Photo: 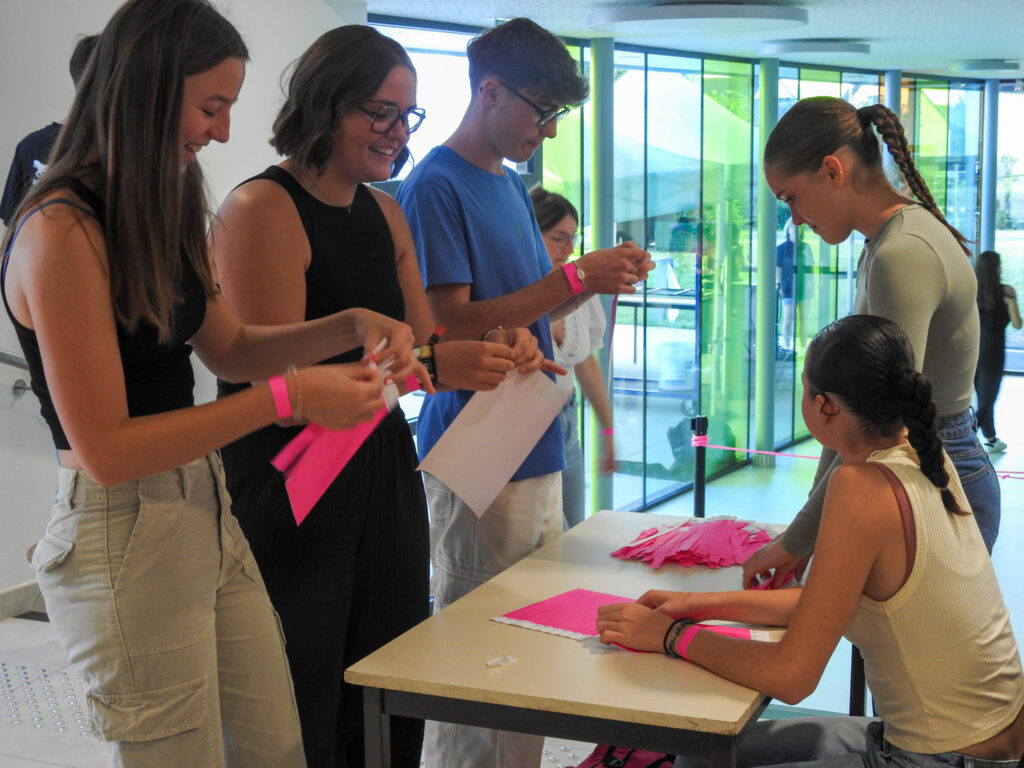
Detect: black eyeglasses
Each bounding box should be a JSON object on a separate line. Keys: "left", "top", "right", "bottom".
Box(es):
{"left": 356, "top": 104, "right": 426, "bottom": 134}
{"left": 499, "top": 82, "right": 571, "bottom": 127}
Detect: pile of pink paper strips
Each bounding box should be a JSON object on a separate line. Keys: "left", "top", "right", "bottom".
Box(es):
{"left": 611, "top": 517, "right": 775, "bottom": 569}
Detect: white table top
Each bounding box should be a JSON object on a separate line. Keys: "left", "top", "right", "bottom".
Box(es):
{"left": 346, "top": 510, "right": 779, "bottom": 737}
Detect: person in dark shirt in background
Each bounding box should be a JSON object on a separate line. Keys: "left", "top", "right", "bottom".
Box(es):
{"left": 0, "top": 34, "right": 98, "bottom": 226}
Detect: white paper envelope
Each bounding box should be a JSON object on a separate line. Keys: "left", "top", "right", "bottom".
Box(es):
{"left": 418, "top": 369, "right": 568, "bottom": 517}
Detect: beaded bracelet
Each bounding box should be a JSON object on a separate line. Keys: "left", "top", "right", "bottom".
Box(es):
{"left": 662, "top": 618, "right": 694, "bottom": 658}
{"left": 482, "top": 326, "right": 504, "bottom": 343}
{"left": 286, "top": 365, "right": 303, "bottom": 422}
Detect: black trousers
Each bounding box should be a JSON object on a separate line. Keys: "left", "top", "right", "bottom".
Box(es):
{"left": 975, "top": 343, "right": 1006, "bottom": 440}
{"left": 221, "top": 408, "right": 429, "bottom": 768}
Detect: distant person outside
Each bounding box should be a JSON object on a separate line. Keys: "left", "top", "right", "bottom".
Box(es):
{"left": 974, "top": 249, "right": 1022, "bottom": 453}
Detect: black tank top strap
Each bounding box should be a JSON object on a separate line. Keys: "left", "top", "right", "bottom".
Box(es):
{"left": 242, "top": 165, "right": 317, "bottom": 241}
{"left": 3, "top": 176, "right": 103, "bottom": 274}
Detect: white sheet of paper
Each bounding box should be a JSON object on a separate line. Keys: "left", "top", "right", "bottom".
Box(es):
{"left": 418, "top": 369, "right": 568, "bottom": 517}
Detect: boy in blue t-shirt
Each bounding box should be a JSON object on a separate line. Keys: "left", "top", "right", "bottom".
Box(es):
{"left": 397, "top": 17, "right": 653, "bottom": 768}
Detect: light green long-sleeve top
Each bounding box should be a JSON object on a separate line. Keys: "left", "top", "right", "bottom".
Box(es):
{"left": 780, "top": 204, "right": 979, "bottom": 556}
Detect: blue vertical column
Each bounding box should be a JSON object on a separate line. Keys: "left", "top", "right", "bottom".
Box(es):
{"left": 980, "top": 79, "right": 998, "bottom": 254}
{"left": 590, "top": 37, "right": 615, "bottom": 512}
{"left": 754, "top": 58, "right": 779, "bottom": 468}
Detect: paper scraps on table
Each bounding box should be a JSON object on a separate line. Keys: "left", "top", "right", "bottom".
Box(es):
{"left": 611, "top": 516, "right": 775, "bottom": 569}
{"left": 418, "top": 369, "right": 567, "bottom": 518}
{"left": 491, "top": 588, "right": 631, "bottom": 640}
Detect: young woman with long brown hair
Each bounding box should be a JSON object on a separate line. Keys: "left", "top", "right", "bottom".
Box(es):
{"left": 1, "top": 3, "right": 426, "bottom": 764}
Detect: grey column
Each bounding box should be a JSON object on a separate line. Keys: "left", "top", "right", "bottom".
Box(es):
{"left": 980, "top": 79, "right": 998, "bottom": 253}
{"left": 883, "top": 70, "right": 902, "bottom": 185}
{"left": 590, "top": 37, "right": 615, "bottom": 512}
{"left": 754, "top": 58, "right": 779, "bottom": 468}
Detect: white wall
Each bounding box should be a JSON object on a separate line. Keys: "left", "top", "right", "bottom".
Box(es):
{"left": 0, "top": 0, "right": 366, "bottom": 598}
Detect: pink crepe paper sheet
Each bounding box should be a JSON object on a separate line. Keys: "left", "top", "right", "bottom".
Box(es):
{"left": 492, "top": 588, "right": 631, "bottom": 639}
{"left": 491, "top": 588, "right": 756, "bottom": 649}
{"left": 611, "top": 516, "right": 774, "bottom": 570}
{"left": 271, "top": 407, "right": 388, "bottom": 526}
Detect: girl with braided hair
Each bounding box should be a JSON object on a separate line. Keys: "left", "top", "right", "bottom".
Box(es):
{"left": 744, "top": 96, "right": 999, "bottom": 594}
{"left": 598, "top": 315, "right": 1024, "bottom": 768}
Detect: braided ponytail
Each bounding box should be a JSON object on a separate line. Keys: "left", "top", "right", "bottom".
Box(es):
{"left": 857, "top": 104, "right": 970, "bottom": 256}
{"left": 805, "top": 315, "right": 967, "bottom": 516}
{"left": 890, "top": 366, "right": 962, "bottom": 513}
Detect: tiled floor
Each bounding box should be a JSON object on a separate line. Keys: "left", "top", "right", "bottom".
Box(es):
{"left": 3, "top": 376, "right": 1024, "bottom": 766}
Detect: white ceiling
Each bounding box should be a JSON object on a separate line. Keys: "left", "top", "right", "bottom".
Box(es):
{"left": 365, "top": 0, "right": 1024, "bottom": 79}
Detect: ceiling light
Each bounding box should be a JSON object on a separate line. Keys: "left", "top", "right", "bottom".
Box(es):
{"left": 950, "top": 59, "right": 1020, "bottom": 72}
{"left": 587, "top": 4, "right": 808, "bottom": 35}
{"left": 758, "top": 39, "right": 870, "bottom": 57}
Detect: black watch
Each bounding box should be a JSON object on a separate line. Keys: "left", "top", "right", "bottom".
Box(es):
{"left": 415, "top": 343, "right": 437, "bottom": 383}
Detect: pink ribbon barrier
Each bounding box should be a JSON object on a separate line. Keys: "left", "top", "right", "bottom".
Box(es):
{"left": 271, "top": 407, "right": 388, "bottom": 525}
{"left": 690, "top": 433, "right": 820, "bottom": 460}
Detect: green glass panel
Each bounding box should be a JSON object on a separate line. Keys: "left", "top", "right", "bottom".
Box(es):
{"left": 630, "top": 53, "right": 702, "bottom": 499}
{"left": 912, "top": 79, "right": 951, "bottom": 213}
{"left": 787, "top": 70, "right": 843, "bottom": 442}
{"left": 542, "top": 44, "right": 585, "bottom": 244}
{"left": 770, "top": 66, "right": 802, "bottom": 446}
{"left": 609, "top": 50, "right": 650, "bottom": 510}
{"left": 699, "top": 58, "right": 754, "bottom": 478}
{"left": 945, "top": 82, "right": 981, "bottom": 250}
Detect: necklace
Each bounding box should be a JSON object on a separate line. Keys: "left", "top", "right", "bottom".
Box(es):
{"left": 292, "top": 164, "right": 355, "bottom": 211}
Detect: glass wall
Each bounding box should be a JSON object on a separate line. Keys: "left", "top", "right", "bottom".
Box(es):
{"left": 996, "top": 83, "right": 1024, "bottom": 371}
{"left": 698, "top": 58, "right": 755, "bottom": 485}
{"left": 591, "top": 49, "right": 754, "bottom": 511}
{"left": 770, "top": 68, "right": 881, "bottom": 445}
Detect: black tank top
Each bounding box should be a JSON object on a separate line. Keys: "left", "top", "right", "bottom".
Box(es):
{"left": 217, "top": 166, "right": 405, "bottom": 397}
{"left": 1, "top": 177, "right": 206, "bottom": 450}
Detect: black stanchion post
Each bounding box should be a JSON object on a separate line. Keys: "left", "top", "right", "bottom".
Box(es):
{"left": 691, "top": 415, "right": 707, "bottom": 518}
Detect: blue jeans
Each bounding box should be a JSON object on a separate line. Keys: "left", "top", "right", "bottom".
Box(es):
{"left": 937, "top": 408, "right": 1000, "bottom": 552}
{"left": 677, "top": 718, "right": 1019, "bottom": 768}
{"left": 559, "top": 391, "right": 585, "bottom": 529}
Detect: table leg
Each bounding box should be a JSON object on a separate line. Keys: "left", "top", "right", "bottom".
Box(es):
{"left": 363, "top": 687, "right": 391, "bottom": 768}
{"left": 709, "top": 734, "right": 737, "bottom": 768}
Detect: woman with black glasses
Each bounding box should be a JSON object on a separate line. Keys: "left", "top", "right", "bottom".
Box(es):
{"left": 210, "top": 25, "right": 548, "bottom": 768}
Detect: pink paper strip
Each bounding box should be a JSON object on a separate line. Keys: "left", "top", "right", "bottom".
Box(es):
{"left": 271, "top": 407, "right": 388, "bottom": 525}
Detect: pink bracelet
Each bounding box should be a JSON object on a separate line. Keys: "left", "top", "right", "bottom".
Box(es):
{"left": 268, "top": 375, "right": 292, "bottom": 419}
{"left": 676, "top": 624, "right": 703, "bottom": 660}
{"left": 561, "top": 263, "right": 584, "bottom": 295}
{"left": 601, "top": 428, "right": 614, "bottom": 436}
